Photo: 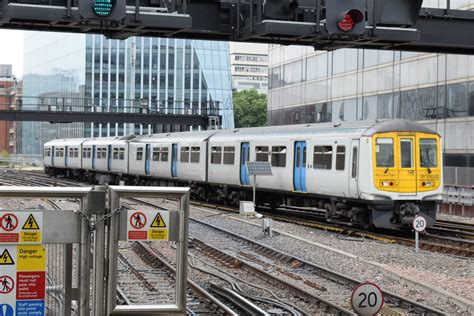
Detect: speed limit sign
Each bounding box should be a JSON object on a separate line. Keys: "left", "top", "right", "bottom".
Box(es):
{"left": 351, "top": 282, "right": 384, "bottom": 316}
{"left": 413, "top": 215, "right": 427, "bottom": 232}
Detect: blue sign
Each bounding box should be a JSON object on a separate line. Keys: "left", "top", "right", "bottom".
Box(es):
{"left": 0, "top": 304, "right": 14, "bottom": 316}
{"left": 16, "top": 300, "right": 45, "bottom": 316}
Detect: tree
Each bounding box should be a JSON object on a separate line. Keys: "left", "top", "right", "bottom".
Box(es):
{"left": 233, "top": 89, "right": 267, "bottom": 128}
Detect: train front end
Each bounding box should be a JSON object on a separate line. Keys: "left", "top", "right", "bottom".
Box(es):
{"left": 361, "top": 122, "right": 443, "bottom": 229}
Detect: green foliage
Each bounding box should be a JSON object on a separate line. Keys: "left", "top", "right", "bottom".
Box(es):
{"left": 0, "top": 150, "right": 9, "bottom": 158}
{"left": 233, "top": 89, "right": 267, "bottom": 128}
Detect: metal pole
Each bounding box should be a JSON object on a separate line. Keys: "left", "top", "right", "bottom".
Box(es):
{"left": 94, "top": 209, "right": 107, "bottom": 315}
{"left": 63, "top": 244, "right": 73, "bottom": 316}
{"left": 253, "top": 174, "right": 257, "bottom": 211}
{"left": 176, "top": 190, "right": 190, "bottom": 311}
{"left": 415, "top": 231, "right": 419, "bottom": 253}
{"left": 106, "top": 189, "right": 120, "bottom": 314}
{"left": 80, "top": 196, "right": 91, "bottom": 316}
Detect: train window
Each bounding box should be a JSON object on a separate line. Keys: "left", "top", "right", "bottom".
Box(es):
{"left": 211, "top": 147, "right": 222, "bottom": 164}
{"left": 113, "top": 148, "right": 119, "bottom": 159}
{"left": 336, "top": 146, "right": 345, "bottom": 170}
{"left": 161, "top": 147, "right": 169, "bottom": 162}
{"left": 191, "top": 147, "right": 200, "bottom": 163}
{"left": 97, "top": 147, "right": 107, "bottom": 159}
{"left": 69, "top": 148, "right": 74, "bottom": 157}
{"left": 400, "top": 139, "right": 413, "bottom": 168}
{"left": 118, "top": 148, "right": 125, "bottom": 160}
{"left": 375, "top": 138, "right": 394, "bottom": 167}
{"left": 223, "top": 147, "right": 235, "bottom": 165}
{"left": 420, "top": 139, "right": 437, "bottom": 168}
{"left": 136, "top": 148, "right": 143, "bottom": 161}
{"left": 313, "top": 146, "right": 333, "bottom": 169}
{"left": 256, "top": 146, "right": 269, "bottom": 161}
{"left": 152, "top": 148, "right": 160, "bottom": 161}
{"left": 44, "top": 149, "right": 50, "bottom": 157}
{"left": 84, "top": 148, "right": 92, "bottom": 158}
{"left": 352, "top": 147, "right": 358, "bottom": 178}
{"left": 271, "top": 146, "right": 287, "bottom": 167}
{"left": 181, "top": 147, "right": 190, "bottom": 163}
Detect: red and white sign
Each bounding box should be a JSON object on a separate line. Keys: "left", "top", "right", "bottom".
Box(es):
{"left": 127, "top": 209, "right": 170, "bottom": 241}
{"left": 413, "top": 215, "right": 427, "bottom": 232}
{"left": 351, "top": 282, "right": 384, "bottom": 316}
{"left": 0, "top": 275, "right": 14, "bottom": 294}
{"left": 1, "top": 213, "right": 18, "bottom": 231}
{"left": 0, "top": 211, "right": 43, "bottom": 244}
{"left": 17, "top": 271, "right": 46, "bottom": 300}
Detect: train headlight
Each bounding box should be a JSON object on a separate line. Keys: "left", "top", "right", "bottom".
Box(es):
{"left": 426, "top": 181, "right": 433, "bottom": 187}
{"left": 381, "top": 181, "right": 395, "bottom": 187}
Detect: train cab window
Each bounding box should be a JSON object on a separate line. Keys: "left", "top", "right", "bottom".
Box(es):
{"left": 161, "top": 147, "right": 169, "bottom": 162}
{"left": 400, "top": 139, "right": 413, "bottom": 168}
{"left": 152, "top": 148, "right": 160, "bottom": 161}
{"left": 223, "top": 147, "right": 235, "bottom": 165}
{"left": 190, "top": 147, "right": 200, "bottom": 163}
{"left": 420, "top": 139, "right": 437, "bottom": 168}
{"left": 336, "top": 146, "right": 345, "bottom": 170}
{"left": 44, "top": 149, "right": 51, "bottom": 157}
{"left": 136, "top": 148, "right": 143, "bottom": 161}
{"left": 375, "top": 138, "right": 394, "bottom": 168}
{"left": 181, "top": 147, "right": 190, "bottom": 163}
{"left": 271, "top": 146, "right": 287, "bottom": 167}
{"left": 313, "top": 146, "right": 333, "bottom": 169}
{"left": 256, "top": 146, "right": 269, "bottom": 161}
{"left": 211, "top": 147, "right": 222, "bottom": 164}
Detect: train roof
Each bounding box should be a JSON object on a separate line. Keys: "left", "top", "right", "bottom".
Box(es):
{"left": 44, "top": 138, "right": 88, "bottom": 146}
{"left": 210, "top": 119, "right": 437, "bottom": 141}
{"left": 133, "top": 130, "right": 217, "bottom": 143}
{"left": 82, "top": 135, "right": 135, "bottom": 146}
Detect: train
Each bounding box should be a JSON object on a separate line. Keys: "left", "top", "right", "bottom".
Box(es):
{"left": 43, "top": 119, "right": 443, "bottom": 229}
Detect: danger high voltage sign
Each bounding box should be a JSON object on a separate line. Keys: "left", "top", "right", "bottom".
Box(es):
{"left": 0, "top": 212, "right": 43, "bottom": 244}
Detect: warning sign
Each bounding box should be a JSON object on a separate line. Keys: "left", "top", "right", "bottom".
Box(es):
{"left": 0, "top": 245, "right": 46, "bottom": 316}
{"left": 0, "top": 212, "right": 43, "bottom": 244}
{"left": 127, "top": 210, "right": 170, "bottom": 241}
{"left": 0, "top": 248, "right": 15, "bottom": 265}
{"left": 0, "top": 275, "right": 14, "bottom": 294}
{"left": 22, "top": 214, "right": 40, "bottom": 230}
{"left": 150, "top": 213, "right": 166, "bottom": 228}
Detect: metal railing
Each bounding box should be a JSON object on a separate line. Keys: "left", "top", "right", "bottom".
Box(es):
{"left": 2, "top": 95, "right": 222, "bottom": 117}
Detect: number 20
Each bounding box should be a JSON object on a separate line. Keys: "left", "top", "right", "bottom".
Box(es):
{"left": 359, "top": 292, "right": 378, "bottom": 308}
{"left": 415, "top": 219, "right": 425, "bottom": 228}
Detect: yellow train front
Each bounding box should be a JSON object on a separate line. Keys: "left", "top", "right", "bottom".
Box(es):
{"left": 358, "top": 121, "right": 443, "bottom": 229}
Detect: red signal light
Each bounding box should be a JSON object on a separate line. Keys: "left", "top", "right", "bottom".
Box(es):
{"left": 337, "top": 9, "right": 364, "bottom": 32}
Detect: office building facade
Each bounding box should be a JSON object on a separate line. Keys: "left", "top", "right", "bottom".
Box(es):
{"left": 21, "top": 32, "right": 233, "bottom": 155}
{"left": 229, "top": 42, "right": 269, "bottom": 94}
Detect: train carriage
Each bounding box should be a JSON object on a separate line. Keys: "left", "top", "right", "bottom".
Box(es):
{"left": 44, "top": 138, "right": 87, "bottom": 171}
{"left": 44, "top": 119, "right": 443, "bottom": 229}
{"left": 82, "top": 137, "right": 130, "bottom": 174}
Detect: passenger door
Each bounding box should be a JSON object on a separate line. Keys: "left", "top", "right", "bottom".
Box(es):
{"left": 398, "top": 136, "right": 417, "bottom": 194}
{"left": 92, "top": 145, "right": 96, "bottom": 170}
{"left": 348, "top": 140, "right": 359, "bottom": 197}
{"left": 171, "top": 144, "right": 178, "bottom": 177}
{"left": 240, "top": 142, "right": 250, "bottom": 185}
{"left": 145, "top": 144, "right": 151, "bottom": 176}
{"left": 51, "top": 146, "right": 55, "bottom": 166}
{"left": 107, "top": 145, "right": 112, "bottom": 172}
{"left": 293, "top": 141, "right": 307, "bottom": 192}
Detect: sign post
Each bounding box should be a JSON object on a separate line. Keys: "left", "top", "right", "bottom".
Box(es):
{"left": 351, "top": 282, "right": 384, "bottom": 316}
{"left": 413, "top": 215, "right": 426, "bottom": 253}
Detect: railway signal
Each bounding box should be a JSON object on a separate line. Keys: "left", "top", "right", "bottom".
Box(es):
{"left": 79, "top": 0, "right": 126, "bottom": 21}
{"left": 325, "top": 0, "right": 366, "bottom": 36}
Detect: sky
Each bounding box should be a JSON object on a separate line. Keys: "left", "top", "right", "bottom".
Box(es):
{"left": 0, "top": 30, "right": 24, "bottom": 78}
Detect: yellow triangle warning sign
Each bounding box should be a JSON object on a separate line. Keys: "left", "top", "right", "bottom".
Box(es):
{"left": 150, "top": 213, "right": 166, "bottom": 228}
{"left": 0, "top": 249, "right": 14, "bottom": 265}
{"left": 22, "top": 214, "right": 40, "bottom": 230}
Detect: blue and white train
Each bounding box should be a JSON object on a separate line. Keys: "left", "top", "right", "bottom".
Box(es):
{"left": 44, "top": 119, "right": 443, "bottom": 229}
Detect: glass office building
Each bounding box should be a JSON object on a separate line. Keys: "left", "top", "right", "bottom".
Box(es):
{"left": 21, "top": 32, "right": 233, "bottom": 155}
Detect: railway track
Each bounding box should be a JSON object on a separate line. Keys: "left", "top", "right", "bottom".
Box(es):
{"left": 128, "top": 197, "right": 447, "bottom": 315}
